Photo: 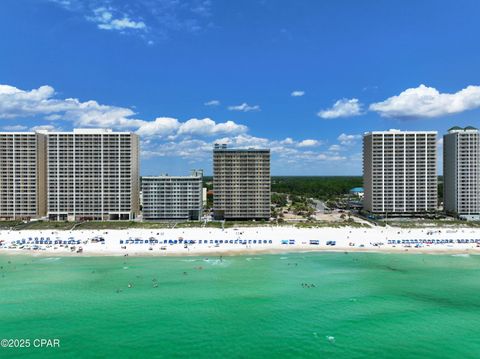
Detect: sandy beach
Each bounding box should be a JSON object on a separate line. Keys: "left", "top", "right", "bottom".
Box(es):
{"left": 1, "top": 226, "right": 480, "bottom": 256}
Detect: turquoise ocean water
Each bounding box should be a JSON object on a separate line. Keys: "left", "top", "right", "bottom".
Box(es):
{"left": 1, "top": 252, "right": 479, "bottom": 358}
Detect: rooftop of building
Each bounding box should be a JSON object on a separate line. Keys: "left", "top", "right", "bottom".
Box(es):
{"left": 0, "top": 128, "right": 136, "bottom": 135}
{"left": 213, "top": 143, "right": 270, "bottom": 152}
{"left": 364, "top": 129, "right": 438, "bottom": 135}
{"left": 447, "top": 126, "right": 479, "bottom": 133}
{"left": 142, "top": 170, "right": 204, "bottom": 180}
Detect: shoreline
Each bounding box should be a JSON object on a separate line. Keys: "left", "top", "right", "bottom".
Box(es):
{"left": 2, "top": 226, "right": 480, "bottom": 257}
{"left": 1, "top": 247, "right": 479, "bottom": 258}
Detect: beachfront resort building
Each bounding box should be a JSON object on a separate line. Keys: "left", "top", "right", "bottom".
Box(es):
{"left": 443, "top": 126, "right": 480, "bottom": 220}
{"left": 46, "top": 129, "right": 140, "bottom": 221}
{"left": 213, "top": 144, "right": 271, "bottom": 220}
{"left": 141, "top": 170, "right": 204, "bottom": 220}
{"left": 0, "top": 132, "right": 47, "bottom": 220}
{"left": 363, "top": 130, "right": 438, "bottom": 215}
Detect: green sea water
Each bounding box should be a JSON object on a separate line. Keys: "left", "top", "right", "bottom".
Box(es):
{"left": 1, "top": 252, "right": 480, "bottom": 358}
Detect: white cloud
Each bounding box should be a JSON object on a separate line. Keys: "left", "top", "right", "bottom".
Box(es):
{"left": 317, "top": 153, "right": 347, "bottom": 161}
{"left": 2, "top": 125, "right": 28, "bottom": 131}
{"left": 369, "top": 84, "right": 480, "bottom": 119}
{"left": 291, "top": 90, "right": 305, "bottom": 97}
{"left": 0, "top": 84, "right": 249, "bottom": 140}
{"left": 204, "top": 100, "right": 220, "bottom": 106}
{"left": 1, "top": 83, "right": 354, "bottom": 169}
{"left": 317, "top": 98, "right": 363, "bottom": 119}
{"left": 328, "top": 144, "right": 342, "bottom": 151}
{"left": 89, "top": 7, "right": 146, "bottom": 31}
{"left": 338, "top": 133, "right": 362, "bottom": 145}
{"left": 228, "top": 103, "right": 261, "bottom": 112}
{"left": 48, "top": 0, "right": 213, "bottom": 41}
{"left": 141, "top": 131, "right": 352, "bottom": 166}
{"left": 30, "top": 124, "right": 62, "bottom": 132}
{"left": 177, "top": 118, "right": 247, "bottom": 136}
{"left": 136, "top": 117, "right": 247, "bottom": 138}
{"left": 280, "top": 137, "right": 294, "bottom": 145}
{"left": 0, "top": 84, "right": 143, "bottom": 128}
{"left": 297, "top": 139, "right": 319, "bottom": 147}
{"left": 142, "top": 138, "right": 213, "bottom": 160}
{"left": 135, "top": 117, "right": 180, "bottom": 137}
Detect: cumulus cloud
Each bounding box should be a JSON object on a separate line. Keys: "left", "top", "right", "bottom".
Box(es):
{"left": 317, "top": 98, "right": 363, "bottom": 119}
{"left": 291, "top": 90, "right": 305, "bottom": 97}
{"left": 145, "top": 134, "right": 344, "bottom": 163}
{"left": 177, "top": 118, "right": 247, "bottom": 137}
{"left": 228, "top": 103, "right": 261, "bottom": 112}
{"left": 204, "top": 100, "right": 220, "bottom": 106}
{"left": 0, "top": 83, "right": 352, "bottom": 168}
{"left": 297, "top": 139, "right": 319, "bottom": 147}
{"left": 0, "top": 84, "right": 143, "bottom": 128}
{"left": 131, "top": 117, "right": 248, "bottom": 138}
{"left": 337, "top": 133, "right": 362, "bottom": 145}
{"left": 0, "top": 84, "right": 249, "bottom": 140}
{"left": 135, "top": 117, "right": 180, "bottom": 137}
{"left": 369, "top": 84, "right": 480, "bottom": 119}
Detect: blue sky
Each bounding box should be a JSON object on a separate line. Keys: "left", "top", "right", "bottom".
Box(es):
{"left": 1, "top": 0, "right": 480, "bottom": 175}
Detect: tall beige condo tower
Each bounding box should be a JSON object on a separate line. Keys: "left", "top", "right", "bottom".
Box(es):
{"left": 443, "top": 126, "right": 480, "bottom": 220}
{"left": 363, "top": 130, "right": 437, "bottom": 215}
{"left": 46, "top": 129, "right": 139, "bottom": 221}
{"left": 213, "top": 144, "right": 270, "bottom": 220}
{"left": 0, "top": 132, "right": 47, "bottom": 220}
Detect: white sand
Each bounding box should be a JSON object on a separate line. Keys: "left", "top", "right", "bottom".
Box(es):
{"left": 1, "top": 226, "right": 480, "bottom": 256}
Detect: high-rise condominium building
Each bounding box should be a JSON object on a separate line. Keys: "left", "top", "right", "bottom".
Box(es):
{"left": 142, "top": 170, "right": 204, "bottom": 220}
{"left": 443, "top": 126, "right": 480, "bottom": 220}
{"left": 213, "top": 144, "right": 270, "bottom": 220}
{"left": 363, "top": 130, "right": 438, "bottom": 215}
{"left": 0, "top": 132, "right": 47, "bottom": 220}
{"left": 46, "top": 129, "right": 139, "bottom": 221}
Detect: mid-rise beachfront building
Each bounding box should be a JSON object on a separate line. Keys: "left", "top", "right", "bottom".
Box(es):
{"left": 363, "top": 130, "right": 438, "bottom": 215}
{"left": 0, "top": 132, "right": 47, "bottom": 220}
{"left": 141, "top": 170, "right": 203, "bottom": 221}
{"left": 213, "top": 144, "right": 270, "bottom": 220}
{"left": 46, "top": 129, "right": 140, "bottom": 221}
{"left": 443, "top": 126, "right": 480, "bottom": 220}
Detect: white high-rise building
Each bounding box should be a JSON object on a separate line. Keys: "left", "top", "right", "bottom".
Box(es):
{"left": 142, "top": 170, "right": 203, "bottom": 220}
{"left": 363, "top": 130, "right": 438, "bottom": 215}
{"left": 46, "top": 129, "right": 140, "bottom": 221}
{"left": 443, "top": 126, "right": 480, "bottom": 220}
{"left": 0, "top": 132, "right": 47, "bottom": 220}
